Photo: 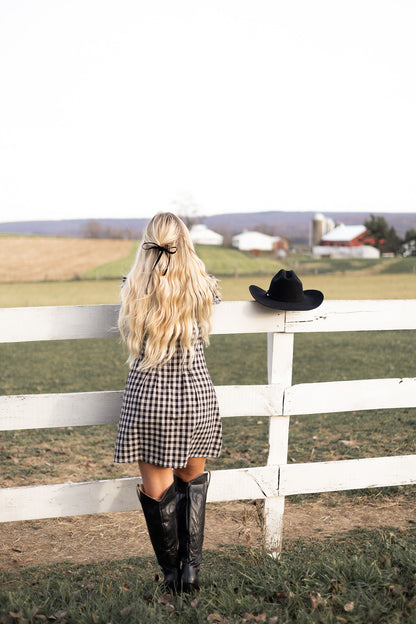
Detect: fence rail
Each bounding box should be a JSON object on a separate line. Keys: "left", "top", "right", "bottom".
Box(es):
{"left": 1, "top": 299, "right": 416, "bottom": 554}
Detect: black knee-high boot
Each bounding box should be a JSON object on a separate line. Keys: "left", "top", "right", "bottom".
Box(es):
{"left": 174, "top": 472, "right": 209, "bottom": 592}
{"left": 137, "top": 482, "right": 179, "bottom": 590}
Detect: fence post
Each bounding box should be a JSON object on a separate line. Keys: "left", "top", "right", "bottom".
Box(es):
{"left": 263, "top": 329, "right": 294, "bottom": 556}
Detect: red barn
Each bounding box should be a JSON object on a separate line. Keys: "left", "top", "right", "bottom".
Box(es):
{"left": 320, "top": 224, "right": 377, "bottom": 247}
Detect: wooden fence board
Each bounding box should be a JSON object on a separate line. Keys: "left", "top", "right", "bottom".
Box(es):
{"left": 212, "top": 301, "right": 285, "bottom": 334}
{"left": 0, "top": 385, "right": 283, "bottom": 431}
{"left": 284, "top": 300, "right": 416, "bottom": 333}
{"left": 279, "top": 455, "right": 416, "bottom": 495}
{"left": 0, "top": 305, "right": 120, "bottom": 343}
{"left": 284, "top": 377, "right": 416, "bottom": 416}
{"left": 0, "top": 301, "right": 286, "bottom": 343}
{"left": 0, "top": 466, "right": 279, "bottom": 522}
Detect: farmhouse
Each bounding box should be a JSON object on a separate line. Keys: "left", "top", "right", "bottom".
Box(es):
{"left": 313, "top": 223, "right": 380, "bottom": 258}
{"left": 190, "top": 224, "right": 224, "bottom": 246}
{"left": 232, "top": 230, "right": 282, "bottom": 252}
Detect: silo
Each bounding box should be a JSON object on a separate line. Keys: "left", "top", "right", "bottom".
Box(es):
{"left": 312, "top": 213, "right": 325, "bottom": 246}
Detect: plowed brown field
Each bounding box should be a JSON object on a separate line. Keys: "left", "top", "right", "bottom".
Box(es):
{"left": 0, "top": 237, "right": 132, "bottom": 282}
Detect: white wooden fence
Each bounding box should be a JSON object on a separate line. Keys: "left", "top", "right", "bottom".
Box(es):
{"left": 1, "top": 300, "right": 416, "bottom": 555}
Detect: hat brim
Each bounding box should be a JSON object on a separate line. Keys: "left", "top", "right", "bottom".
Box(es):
{"left": 249, "top": 284, "right": 324, "bottom": 311}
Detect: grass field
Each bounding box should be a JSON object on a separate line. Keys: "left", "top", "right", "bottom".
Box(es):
{"left": 0, "top": 237, "right": 134, "bottom": 282}
{"left": 1, "top": 235, "right": 416, "bottom": 285}
{"left": 2, "top": 527, "right": 416, "bottom": 623}
{"left": 1, "top": 271, "right": 416, "bottom": 308}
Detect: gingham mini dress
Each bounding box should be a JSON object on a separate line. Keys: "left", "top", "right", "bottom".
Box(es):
{"left": 113, "top": 336, "right": 222, "bottom": 468}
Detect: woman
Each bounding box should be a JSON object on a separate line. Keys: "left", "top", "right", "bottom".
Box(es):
{"left": 114, "top": 212, "right": 222, "bottom": 592}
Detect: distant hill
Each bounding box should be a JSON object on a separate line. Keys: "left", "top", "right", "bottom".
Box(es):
{"left": 0, "top": 212, "right": 414, "bottom": 244}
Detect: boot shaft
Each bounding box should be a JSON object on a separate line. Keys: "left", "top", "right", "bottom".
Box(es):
{"left": 137, "top": 482, "right": 179, "bottom": 582}
{"left": 175, "top": 472, "right": 209, "bottom": 589}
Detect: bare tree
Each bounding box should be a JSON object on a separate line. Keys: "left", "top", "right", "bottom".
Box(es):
{"left": 171, "top": 192, "right": 202, "bottom": 228}
{"left": 82, "top": 220, "right": 104, "bottom": 238}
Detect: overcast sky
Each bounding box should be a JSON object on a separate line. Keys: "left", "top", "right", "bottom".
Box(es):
{"left": 1, "top": 0, "right": 415, "bottom": 223}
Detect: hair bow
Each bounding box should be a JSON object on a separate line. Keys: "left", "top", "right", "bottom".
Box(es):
{"left": 142, "top": 241, "right": 177, "bottom": 293}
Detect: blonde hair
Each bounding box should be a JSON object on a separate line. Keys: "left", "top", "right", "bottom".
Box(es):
{"left": 118, "top": 212, "right": 220, "bottom": 370}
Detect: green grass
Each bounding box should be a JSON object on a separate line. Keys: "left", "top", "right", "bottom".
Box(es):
{"left": 1, "top": 528, "right": 416, "bottom": 623}
{"left": 195, "top": 245, "right": 286, "bottom": 276}
{"left": 82, "top": 242, "right": 138, "bottom": 280}
{"left": 2, "top": 270, "right": 416, "bottom": 308}
{"left": 380, "top": 257, "right": 416, "bottom": 274}
{"left": 80, "top": 243, "right": 286, "bottom": 281}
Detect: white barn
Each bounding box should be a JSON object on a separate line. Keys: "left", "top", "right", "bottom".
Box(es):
{"left": 232, "top": 230, "right": 280, "bottom": 252}
{"left": 312, "top": 245, "right": 380, "bottom": 258}
{"left": 190, "top": 224, "right": 223, "bottom": 246}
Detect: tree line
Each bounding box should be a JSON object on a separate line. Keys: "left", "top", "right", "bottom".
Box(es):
{"left": 363, "top": 214, "right": 416, "bottom": 255}
{"left": 81, "top": 221, "right": 142, "bottom": 240}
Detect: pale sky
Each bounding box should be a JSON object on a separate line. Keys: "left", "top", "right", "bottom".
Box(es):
{"left": 1, "top": 0, "right": 415, "bottom": 223}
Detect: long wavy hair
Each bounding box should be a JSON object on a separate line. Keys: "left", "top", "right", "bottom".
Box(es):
{"left": 118, "top": 212, "right": 220, "bottom": 370}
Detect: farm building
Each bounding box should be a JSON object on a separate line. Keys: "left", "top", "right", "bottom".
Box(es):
{"left": 313, "top": 223, "right": 380, "bottom": 258}
{"left": 320, "top": 224, "right": 369, "bottom": 247}
{"left": 189, "top": 224, "right": 224, "bottom": 246}
{"left": 312, "top": 244, "right": 380, "bottom": 258}
{"left": 311, "top": 213, "right": 336, "bottom": 246}
{"left": 232, "top": 230, "right": 282, "bottom": 252}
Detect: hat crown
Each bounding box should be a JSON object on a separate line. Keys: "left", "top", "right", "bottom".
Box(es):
{"left": 268, "top": 269, "right": 304, "bottom": 303}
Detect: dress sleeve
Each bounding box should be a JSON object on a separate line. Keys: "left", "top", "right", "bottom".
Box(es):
{"left": 208, "top": 274, "right": 221, "bottom": 304}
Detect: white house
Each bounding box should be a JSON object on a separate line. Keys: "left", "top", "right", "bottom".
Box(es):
{"left": 232, "top": 230, "right": 281, "bottom": 252}
{"left": 189, "top": 224, "right": 223, "bottom": 246}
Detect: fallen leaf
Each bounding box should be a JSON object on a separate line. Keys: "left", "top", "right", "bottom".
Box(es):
{"left": 207, "top": 614, "right": 229, "bottom": 624}
{"left": 389, "top": 584, "right": 405, "bottom": 596}
{"left": 120, "top": 606, "right": 132, "bottom": 617}
{"left": 343, "top": 601, "right": 354, "bottom": 612}
{"left": 191, "top": 598, "right": 202, "bottom": 608}
{"left": 273, "top": 591, "right": 288, "bottom": 600}
{"left": 338, "top": 440, "right": 360, "bottom": 449}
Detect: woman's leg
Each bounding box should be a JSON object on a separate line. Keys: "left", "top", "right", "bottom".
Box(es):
{"left": 139, "top": 461, "right": 174, "bottom": 500}
{"left": 174, "top": 456, "right": 206, "bottom": 483}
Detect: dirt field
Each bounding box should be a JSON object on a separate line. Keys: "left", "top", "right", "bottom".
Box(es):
{"left": 0, "top": 237, "right": 132, "bottom": 282}
{"left": 1, "top": 495, "right": 415, "bottom": 571}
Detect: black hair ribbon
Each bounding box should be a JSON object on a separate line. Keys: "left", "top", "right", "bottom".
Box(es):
{"left": 142, "top": 241, "right": 177, "bottom": 293}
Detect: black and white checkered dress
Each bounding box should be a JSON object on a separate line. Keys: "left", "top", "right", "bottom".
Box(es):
{"left": 113, "top": 338, "right": 222, "bottom": 468}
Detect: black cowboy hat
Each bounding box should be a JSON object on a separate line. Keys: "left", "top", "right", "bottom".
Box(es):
{"left": 249, "top": 269, "right": 324, "bottom": 311}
